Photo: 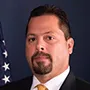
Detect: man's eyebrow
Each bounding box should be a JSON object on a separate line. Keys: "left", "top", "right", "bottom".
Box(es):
{"left": 27, "top": 34, "right": 35, "bottom": 37}
{"left": 43, "top": 31, "right": 54, "bottom": 34}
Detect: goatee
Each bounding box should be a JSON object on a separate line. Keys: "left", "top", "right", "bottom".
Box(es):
{"left": 31, "top": 51, "right": 52, "bottom": 75}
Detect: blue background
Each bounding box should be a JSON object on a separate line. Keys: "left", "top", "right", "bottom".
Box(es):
{"left": 0, "top": 0, "right": 90, "bottom": 82}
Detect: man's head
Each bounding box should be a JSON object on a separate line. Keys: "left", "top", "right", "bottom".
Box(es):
{"left": 26, "top": 5, "right": 72, "bottom": 40}
{"left": 25, "top": 5, "right": 74, "bottom": 78}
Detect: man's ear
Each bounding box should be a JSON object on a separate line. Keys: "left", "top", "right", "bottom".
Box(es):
{"left": 67, "top": 38, "right": 74, "bottom": 54}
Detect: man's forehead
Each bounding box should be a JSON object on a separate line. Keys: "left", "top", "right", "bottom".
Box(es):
{"left": 27, "top": 31, "right": 55, "bottom": 36}
{"left": 27, "top": 29, "right": 64, "bottom": 38}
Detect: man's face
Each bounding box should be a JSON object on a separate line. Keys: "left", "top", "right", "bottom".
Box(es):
{"left": 26, "top": 15, "right": 74, "bottom": 76}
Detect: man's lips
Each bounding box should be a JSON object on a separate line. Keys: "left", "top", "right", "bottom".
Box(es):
{"left": 33, "top": 56, "right": 48, "bottom": 62}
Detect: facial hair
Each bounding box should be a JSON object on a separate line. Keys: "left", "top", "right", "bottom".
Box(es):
{"left": 31, "top": 51, "right": 52, "bottom": 75}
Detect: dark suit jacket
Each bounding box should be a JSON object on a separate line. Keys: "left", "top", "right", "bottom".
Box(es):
{"left": 0, "top": 72, "right": 90, "bottom": 90}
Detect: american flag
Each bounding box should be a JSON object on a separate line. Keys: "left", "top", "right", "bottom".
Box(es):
{"left": 0, "top": 22, "right": 12, "bottom": 86}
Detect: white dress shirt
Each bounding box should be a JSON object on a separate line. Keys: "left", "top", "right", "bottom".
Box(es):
{"left": 30, "top": 66, "right": 70, "bottom": 90}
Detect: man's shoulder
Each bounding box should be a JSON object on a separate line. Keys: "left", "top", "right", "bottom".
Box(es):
{"left": 76, "top": 77, "right": 90, "bottom": 90}
{"left": 0, "top": 76, "right": 33, "bottom": 90}
{"left": 15, "top": 75, "right": 32, "bottom": 84}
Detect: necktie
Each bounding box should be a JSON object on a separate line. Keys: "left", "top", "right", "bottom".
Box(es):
{"left": 35, "top": 84, "right": 48, "bottom": 90}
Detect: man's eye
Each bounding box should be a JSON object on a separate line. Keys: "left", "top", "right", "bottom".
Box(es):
{"left": 28, "top": 38, "right": 36, "bottom": 42}
{"left": 46, "top": 36, "right": 54, "bottom": 40}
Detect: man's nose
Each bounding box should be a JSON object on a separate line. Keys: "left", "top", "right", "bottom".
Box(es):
{"left": 36, "top": 39, "right": 45, "bottom": 51}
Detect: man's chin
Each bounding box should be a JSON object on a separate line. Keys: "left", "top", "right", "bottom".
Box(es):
{"left": 32, "top": 63, "right": 52, "bottom": 75}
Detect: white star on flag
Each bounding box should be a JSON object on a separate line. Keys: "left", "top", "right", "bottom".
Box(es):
{"left": 2, "top": 40, "right": 5, "bottom": 45}
{"left": 2, "top": 75, "right": 10, "bottom": 84}
{"left": 2, "top": 62, "right": 10, "bottom": 71}
{"left": 3, "top": 50, "right": 8, "bottom": 58}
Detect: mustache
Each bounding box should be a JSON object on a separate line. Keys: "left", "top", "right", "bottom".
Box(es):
{"left": 31, "top": 51, "right": 52, "bottom": 61}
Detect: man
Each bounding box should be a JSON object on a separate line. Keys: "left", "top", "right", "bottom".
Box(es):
{"left": 0, "top": 4, "right": 90, "bottom": 90}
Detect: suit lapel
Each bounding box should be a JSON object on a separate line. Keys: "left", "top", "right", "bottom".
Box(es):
{"left": 22, "top": 75, "right": 33, "bottom": 90}
{"left": 59, "top": 71, "right": 76, "bottom": 90}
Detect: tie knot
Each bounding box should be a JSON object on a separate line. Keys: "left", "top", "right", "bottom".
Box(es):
{"left": 35, "top": 84, "right": 48, "bottom": 90}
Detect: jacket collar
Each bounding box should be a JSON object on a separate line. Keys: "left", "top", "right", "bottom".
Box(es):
{"left": 60, "top": 71, "right": 76, "bottom": 90}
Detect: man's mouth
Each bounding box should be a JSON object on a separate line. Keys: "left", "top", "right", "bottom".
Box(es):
{"left": 34, "top": 56, "right": 48, "bottom": 62}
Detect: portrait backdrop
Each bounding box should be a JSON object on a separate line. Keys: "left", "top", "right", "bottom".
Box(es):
{"left": 0, "top": 0, "right": 90, "bottom": 83}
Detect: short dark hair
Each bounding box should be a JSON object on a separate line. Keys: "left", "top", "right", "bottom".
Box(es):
{"left": 26, "top": 4, "right": 72, "bottom": 40}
